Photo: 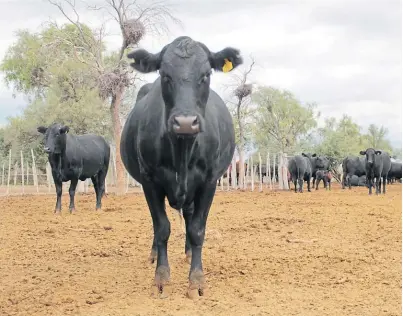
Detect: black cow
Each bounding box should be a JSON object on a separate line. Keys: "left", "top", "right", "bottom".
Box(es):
{"left": 120, "top": 36, "right": 242, "bottom": 298}
{"left": 387, "top": 161, "right": 402, "bottom": 184}
{"left": 37, "top": 123, "right": 110, "bottom": 214}
{"left": 342, "top": 156, "right": 366, "bottom": 189}
{"left": 359, "top": 148, "right": 392, "bottom": 195}
{"left": 315, "top": 169, "right": 332, "bottom": 190}
{"left": 350, "top": 175, "right": 367, "bottom": 187}
{"left": 306, "top": 154, "right": 330, "bottom": 188}
{"left": 287, "top": 154, "right": 312, "bottom": 193}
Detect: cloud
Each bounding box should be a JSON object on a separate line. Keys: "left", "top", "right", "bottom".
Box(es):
{"left": 0, "top": 0, "right": 400, "bottom": 148}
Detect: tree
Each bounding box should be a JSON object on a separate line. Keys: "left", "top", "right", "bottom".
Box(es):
{"left": 252, "top": 86, "right": 319, "bottom": 155}
{"left": 223, "top": 57, "right": 256, "bottom": 189}
{"left": 363, "top": 124, "right": 393, "bottom": 152}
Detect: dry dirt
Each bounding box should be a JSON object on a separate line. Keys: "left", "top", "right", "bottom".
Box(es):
{"left": 0, "top": 185, "right": 401, "bottom": 316}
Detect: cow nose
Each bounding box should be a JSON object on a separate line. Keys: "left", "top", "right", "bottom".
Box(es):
{"left": 44, "top": 147, "right": 51, "bottom": 153}
{"left": 173, "top": 116, "right": 200, "bottom": 135}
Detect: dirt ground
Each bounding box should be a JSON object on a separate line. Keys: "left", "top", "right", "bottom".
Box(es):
{"left": 0, "top": 184, "right": 401, "bottom": 316}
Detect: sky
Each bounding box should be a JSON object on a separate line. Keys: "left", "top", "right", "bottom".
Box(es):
{"left": 0, "top": 0, "right": 401, "bottom": 148}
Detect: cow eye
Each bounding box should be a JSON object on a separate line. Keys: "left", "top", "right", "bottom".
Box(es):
{"left": 162, "top": 75, "right": 172, "bottom": 83}
{"left": 200, "top": 72, "right": 211, "bottom": 84}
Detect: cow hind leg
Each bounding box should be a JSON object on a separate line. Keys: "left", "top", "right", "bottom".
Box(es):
{"left": 187, "top": 184, "right": 216, "bottom": 299}
{"left": 142, "top": 183, "right": 170, "bottom": 296}
{"left": 91, "top": 176, "right": 100, "bottom": 210}
{"left": 298, "top": 178, "right": 303, "bottom": 193}
{"left": 68, "top": 178, "right": 79, "bottom": 213}
{"left": 382, "top": 175, "right": 387, "bottom": 194}
{"left": 95, "top": 166, "right": 108, "bottom": 210}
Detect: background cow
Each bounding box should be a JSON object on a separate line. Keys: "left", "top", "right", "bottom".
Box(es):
{"left": 315, "top": 169, "right": 332, "bottom": 190}
{"left": 37, "top": 123, "right": 110, "bottom": 214}
{"left": 287, "top": 154, "right": 312, "bottom": 193}
{"left": 120, "top": 36, "right": 242, "bottom": 298}
{"left": 387, "top": 161, "right": 402, "bottom": 184}
{"left": 360, "top": 148, "right": 391, "bottom": 195}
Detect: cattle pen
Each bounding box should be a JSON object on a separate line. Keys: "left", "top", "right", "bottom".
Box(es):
{"left": 0, "top": 150, "right": 401, "bottom": 316}
{"left": 0, "top": 150, "right": 295, "bottom": 196}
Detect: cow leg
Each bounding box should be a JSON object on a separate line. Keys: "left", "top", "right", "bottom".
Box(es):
{"left": 91, "top": 176, "right": 100, "bottom": 209}
{"left": 54, "top": 178, "right": 62, "bottom": 214}
{"left": 382, "top": 175, "right": 387, "bottom": 194}
{"left": 293, "top": 178, "right": 297, "bottom": 193}
{"left": 342, "top": 172, "right": 346, "bottom": 189}
{"left": 187, "top": 184, "right": 216, "bottom": 299}
{"left": 182, "top": 203, "right": 194, "bottom": 264}
{"left": 367, "top": 176, "right": 373, "bottom": 195}
{"left": 315, "top": 178, "right": 319, "bottom": 190}
{"left": 298, "top": 178, "right": 303, "bottom": 193}
{"left": 95, "top": 167, "right": 107, "bottom": 210}
{"left": 347, "top": 174, "right": 353, "bottom": 190}
{"left": 307, "top": 177, "right": 311, "bottom": 192}
{"left": 68, "top": 178, "right": 79, "bottom": 214}
{"left": 142, "top": 183, "right": 170, "bottom": 294}
{"left": 375, "top": 176, "right": 381, "bottom": 195}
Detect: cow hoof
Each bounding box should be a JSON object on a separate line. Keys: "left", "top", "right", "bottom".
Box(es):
{"left": 150, "top": 284, "right": 170, "bottom": 299}
{"left": 154, "top": 266, "right": 170, "bottom": 294}
{"left": 54, "top": 210, "right": 61, "bottom": 215}
{"left": 69, "top": 208, "right": 76, "bottom": 214}
{"left": 148, "top": 249, "right": 157, "bottom": 264}
{"left": 188, "top": 269, "right": 205, "bottom": 299}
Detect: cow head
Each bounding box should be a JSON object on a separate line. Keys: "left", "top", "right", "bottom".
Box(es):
{"left": 360, "top": 148, "right": 382, "bottom": 166}
{"left": 37, "top": 123, "right": 69, "bottom": 154}
{"left": 315, "top": 156, "right": 328, "bottom": 169}
{"left": 127, "top": 36, "right": 243, "bottom": 137}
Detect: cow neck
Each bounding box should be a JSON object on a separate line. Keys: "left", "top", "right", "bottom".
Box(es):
{"left": 51, "top": 148, "right": 67, "bottom": 174}
{"left": 169, "top": 136, "right": 196, "bottom": 195}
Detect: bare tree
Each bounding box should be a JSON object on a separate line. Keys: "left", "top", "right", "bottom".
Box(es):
{"left": 47, "top": 0, "right": 181, "bottom": 194}
{"left": 223, "top": 57, "right": 256, "bottom": 189}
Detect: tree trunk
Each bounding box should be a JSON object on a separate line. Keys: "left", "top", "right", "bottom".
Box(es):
{"left": 111, "top": 86, "right": 125, "bottom": 195}
{"left": 237, "top": 99, "right": 245, "bottom": 189}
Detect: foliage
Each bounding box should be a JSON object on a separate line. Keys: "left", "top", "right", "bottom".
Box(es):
{"left": 251, "top": 86, "right": 319, "bottom": 155}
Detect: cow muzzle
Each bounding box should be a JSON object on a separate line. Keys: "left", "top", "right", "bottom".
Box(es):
{"left": 172, "top": 115, "right": 200, "bottom": 135}
{"left": 44, "top": 147, "right": 51, "bottom": 153}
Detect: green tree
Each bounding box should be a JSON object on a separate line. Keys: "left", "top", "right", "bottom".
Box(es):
{"left": 363, "top": 124, "right": 393, "bottom": 152}
{"left": 252, "top": 86, "right": 319, "bottom": 155}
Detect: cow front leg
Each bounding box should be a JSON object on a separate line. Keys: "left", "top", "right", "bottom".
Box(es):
{"left": 182, "top": 203, "right": 194, "bottom": 264}
{"left": 187, "top": 184, "right": 216, "bottom": 299}
{"left": 142, "top": 183, "right": 170, "bottom": 295}
{"left": 367, "top": 176, "right": 373, "bottom": 195}
{"left": 68, "top": 178, "right": 79, "bottom": 213}
{"left": 54, "top": 180, "right": 63, "bottom": 215}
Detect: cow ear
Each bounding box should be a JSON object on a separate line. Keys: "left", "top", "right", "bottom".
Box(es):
{"left": 210, "top": 47, "right": 243, "bottom": 73}
{"left": 359, "top": 150, "right": 366, "bottom": 155}
{"left": 375, "top": 150, "right": 382, "bottom": 155}
{"left": 302, "top": 153, "right": 307, "bottom": 157}
{"left": 37, "top": 126, "right": 47, "bottom": 134}
{"left": 312, "top": 153, "right": 317, "bottom": 157}
{"left": 127, "top": 49, "right": 161, "bottom": 73}
{"left": 60, "top": 126, "right": 69, "bottom": 134}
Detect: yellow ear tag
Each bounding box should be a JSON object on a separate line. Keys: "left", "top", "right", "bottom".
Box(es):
{"left": 222, "top": 58, "right": 233, "bottom": 73}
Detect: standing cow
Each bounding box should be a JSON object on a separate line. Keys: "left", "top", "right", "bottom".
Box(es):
{"left": 120, "top": 36, "right": 242, "bottom": 298}
{"left": 315, "top": 169, "right": 332, "bottom": 190}
{"left": 387, "top": 161, "right": 402, "bottom": 184}
{"left": 359, "top": 148, "right": 391, "bottom": 195}
{"left": 287, "top": 154, "right": 312, "bottom": 193}
{"left": 37, "top": 123, "right": 110, "bottom": 214}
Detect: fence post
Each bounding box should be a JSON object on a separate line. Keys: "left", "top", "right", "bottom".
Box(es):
{"left": 46, "top": 162, "right": 52, "bottom": 192}
{"left": 6, "top": 150, "right": 11, "bottom": 195}
{"left": 251, "top": 156, "right": 254, "bottom": 191}
{"left": 259, "top": 153, "right": 263, "bottom": 192}
{"left": 272, "top": 155, "right": 276, "bottom": 184}
{"left": 20, "top": 151, "right": 24, "bottom": 194}
{"left": 231, "top": 157, "right": 236, "bottom": 190}
{"left": 31, "top": 149, "right": 38, "bottom": 192}
{"left": 1, "top": 163, "right": 4, "bottom": 186}
{"left": 26, "top": 162, "right": 29, "bottom": 186}
{"left": 267, "top": 153, "right": 272, "bottom": 190}
{"left": 282, "top": 153, "right": 289, "bottom": 190}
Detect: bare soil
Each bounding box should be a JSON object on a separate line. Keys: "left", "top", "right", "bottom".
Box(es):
{"left": 0, "top": 185, "right": 401, "bottom": 316}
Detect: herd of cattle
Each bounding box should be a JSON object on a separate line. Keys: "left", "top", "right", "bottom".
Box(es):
{"left": 33, "top": 36, "right": 401, "bottom": 299}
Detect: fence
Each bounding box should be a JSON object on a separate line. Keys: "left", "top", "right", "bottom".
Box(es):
{"left": 0, "top": 150, "right": 291, "bottom": 197}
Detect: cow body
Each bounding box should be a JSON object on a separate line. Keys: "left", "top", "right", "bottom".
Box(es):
{"left": 120, "top": 36, "right": 242, "bottom": 298}
{"left": 287, "top": 154, "right": 312, "bottom": 193}
{"left": 360, "top": 148, "right": 391, "bottom": 195}
{"left": 315, "top": 169, "right": 332, "bottom": 190}
{"left": 350, "top": 175, "right": 367, "bottom": 187}
{"left": 309, "top": 155, "right": 330, "bottom": 187}
{"left": 388, "top": 161, "right": 402, "bottom": 183}
{"left": 342, "top": 156, "right": 366, "bottom": 189}
{"left": 37, "top": 124, "right": 110, "bottom": 213}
